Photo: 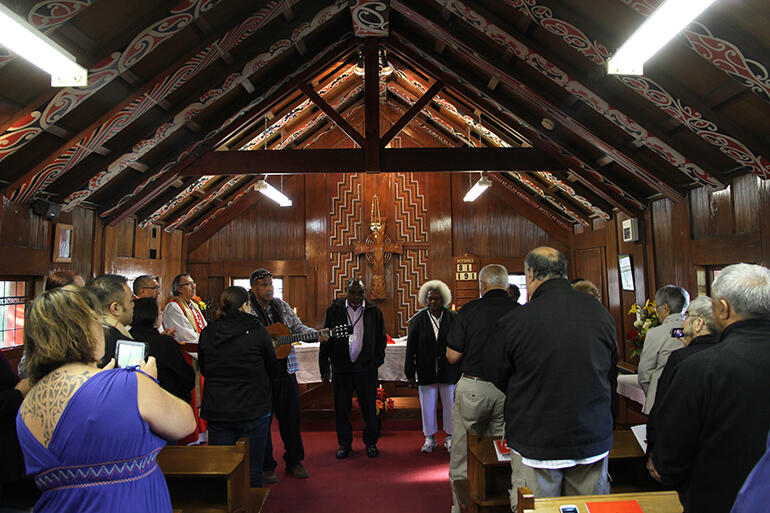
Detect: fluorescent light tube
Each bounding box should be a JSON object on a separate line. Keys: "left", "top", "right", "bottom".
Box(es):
{"left": 0, "top": 4, "right": 88, "bottom": 86}
{"left": 255, "top": 180, "right": 292, "bottom": 207}
{"left": 607, "top": 0, "right": 718, "bottom": 76}
{"left": 463, "top": 175, "right": 492, "bottom": 202}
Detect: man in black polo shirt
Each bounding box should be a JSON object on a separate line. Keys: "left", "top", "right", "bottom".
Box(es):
{"left": 497, "top": 247, "right": 617, "bottom": 511}
{"left": 446, "top": 264, "right": 518, "bottom": 513}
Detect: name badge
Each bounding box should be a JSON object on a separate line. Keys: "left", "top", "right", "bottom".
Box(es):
{"left": 348, "top": 333, "right": 358, "bottom": 345}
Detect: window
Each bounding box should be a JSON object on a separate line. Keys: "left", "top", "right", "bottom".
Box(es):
{"left": 232, "top": 278, "right": 284, "bottom": 300}
{"left": 1, "top": 280, "right": 27, "bottom": 348}
{"left": 508, "top": 274, "right": 527, "bottom": 305}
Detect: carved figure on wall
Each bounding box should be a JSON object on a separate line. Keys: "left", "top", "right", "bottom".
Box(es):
{"left": 354, "top": 195, "right": 403, "bottom": 299}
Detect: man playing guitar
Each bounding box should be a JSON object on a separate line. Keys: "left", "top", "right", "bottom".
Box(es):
{"left": 249, "top": 268, "right": 328, "bottom": 483}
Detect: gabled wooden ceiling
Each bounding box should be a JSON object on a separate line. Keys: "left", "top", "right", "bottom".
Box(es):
{"left": 0, "top": 0, "right": 767, "bottom": 243}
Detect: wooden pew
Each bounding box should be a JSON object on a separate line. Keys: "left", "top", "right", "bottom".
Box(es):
{"left": 459, "top": 430, "right": 649, "bottom": 512}
{"left": 516, "top": 487, "right": 682, "bottom": 512}
{"left": 157, "top": 438, "right": 269, "bottom": 513}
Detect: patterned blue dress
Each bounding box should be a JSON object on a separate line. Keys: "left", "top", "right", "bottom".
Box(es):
{"left": 15, "top": 368, "right": 172, "bottom": 512}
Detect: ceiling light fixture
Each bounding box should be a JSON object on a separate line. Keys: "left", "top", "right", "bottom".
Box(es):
{"left": 0, "top": 4, "right": 88, "bottom": 86}
{"left": 463, "top": 174, "right": 492, "bottom": 202}
{"left": 255, "top": 179, "right": 292, "bottom": 207}
{"left": 607, "top": 0, "right": 719, "bottom": 76}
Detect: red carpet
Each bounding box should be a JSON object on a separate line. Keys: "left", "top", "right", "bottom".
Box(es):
{"left": 263, "top": 425, "right": 453, "bottom": 513}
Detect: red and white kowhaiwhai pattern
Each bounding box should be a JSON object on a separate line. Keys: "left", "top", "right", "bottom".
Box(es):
{"left": 429, "top": 0, "right": 723, "bottom": 190}
{"left": 0, "top": 0, "right": 96, "bottom": 70}
{"left": 619, "top": 0, "right": 770, "bottom": 104}
{"left": 1, "top": 0, "right": 220, "bottom": 178}
{"left": 502, "top": 0, "right": 769, "bottom": 179}
{"left": 349, "top": 0, "right": 389, "bottom": 37}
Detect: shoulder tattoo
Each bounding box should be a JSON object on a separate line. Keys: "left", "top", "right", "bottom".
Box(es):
{"left": 20, "top": 369, "right": 94, "bottom": 446}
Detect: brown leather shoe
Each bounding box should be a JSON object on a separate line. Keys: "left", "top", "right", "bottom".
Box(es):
{"left": 288, "top": 463, "right": 309, "bottom": 478}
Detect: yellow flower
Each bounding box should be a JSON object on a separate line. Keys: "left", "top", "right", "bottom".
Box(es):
{"left": 628, "top": 304, "right": 639, "bottom": 315}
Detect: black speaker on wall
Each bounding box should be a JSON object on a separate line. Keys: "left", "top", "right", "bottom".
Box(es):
{"left": 30, "top": 199, "right": 62, "bottom": 221}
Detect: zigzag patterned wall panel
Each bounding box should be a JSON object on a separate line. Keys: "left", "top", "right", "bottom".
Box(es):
{"left": 395, "top": 249, "right": 429, "bottom": 335}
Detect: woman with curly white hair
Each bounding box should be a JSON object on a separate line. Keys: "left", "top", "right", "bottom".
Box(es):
{"left": 405, "top": 280, "right": 460, "bottom": 453}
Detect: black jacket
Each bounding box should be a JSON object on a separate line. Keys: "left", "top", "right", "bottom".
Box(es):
{"left": 446, "top": 289, "right": 519, "bottom": 381}
{"left": 198, "top": 310, "right": 278, "bottom": 422}
{"left": 652, "top": 319, "right": 770, "bottom": 513}
{"left": 99, "top": 325, "right": 124, "bottom": 367}
{"left": 1, "top": 352, "right": 23, "bottom": 486}
{"left": 646, "top": 332, "right": 720, "bottom": 454}
{"left": 498, "top": 278, "right": 618, "bottom": 461}
{"left": 405, "top": 308, "right": 460, "bottom": 385}
{"left": 129, "top": 324, "right": 196, "bottom": 403}
{"left": 320, "top": 299, "right": 386, "bottom": 374}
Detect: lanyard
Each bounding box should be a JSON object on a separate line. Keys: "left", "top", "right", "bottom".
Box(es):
{"left": 346, "top": 306, "right": 364, "bottom": 328}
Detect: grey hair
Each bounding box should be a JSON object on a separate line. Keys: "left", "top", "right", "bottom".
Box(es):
{"left": 479, "top": 264, "right": 509, "bottom": 289}
{"left": 418, "top": 280, "right": 452, "bottom": 307}
{"left": 655, "top": 285, "right": 690, "bottom": 314}
{"left": 686, "top": 295, "right": 717, "bottom": 333}
{"left": 524, "top": 247, "right": 567, "bottom": 281}
{"left": 711, "top": 263, "right": 770, "bottom": 319}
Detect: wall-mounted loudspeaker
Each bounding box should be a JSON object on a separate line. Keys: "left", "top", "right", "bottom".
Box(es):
{"left": 30, "top": 199, "right": 62, "bottom": 221}
{"left": 622, "top": 218, "right": 640, "bottom": 243}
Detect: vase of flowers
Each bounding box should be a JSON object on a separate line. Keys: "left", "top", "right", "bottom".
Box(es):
{"left": 626, "top": 299, "right": 660, "bottom": 358}
{"left": 353, "top": 385, "right": 395, "bottom": 415}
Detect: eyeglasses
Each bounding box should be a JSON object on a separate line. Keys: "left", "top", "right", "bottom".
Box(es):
{"left": 180, "top": 281, "right": 196, "bottom": 287}
{"left": 141, "top": 286, "right": 160, "bottom": 290}
{"left": 252, "top": 270, "right": 272, "bottom": 280}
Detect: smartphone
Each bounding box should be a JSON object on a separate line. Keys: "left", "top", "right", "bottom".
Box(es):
{"left": 115, "top": 340, "right": 147, "bottom": 368}
{"left": 671, "top": 327, "right": 684, "bottom": 338}
{"left": 559, "top": 506, "right": 579, "bottom": 513}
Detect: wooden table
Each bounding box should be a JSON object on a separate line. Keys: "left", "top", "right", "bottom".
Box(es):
{"left": 519, "top": 490, "right": 682, "bottom": 513}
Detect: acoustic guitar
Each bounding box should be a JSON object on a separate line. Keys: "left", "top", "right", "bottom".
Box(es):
{"left": 265, "top": 323, "right": 353, "bottom": 359}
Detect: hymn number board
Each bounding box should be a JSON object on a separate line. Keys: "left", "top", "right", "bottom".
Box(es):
{"left": 453, "top": 254, "right": 480, "bottom": 309}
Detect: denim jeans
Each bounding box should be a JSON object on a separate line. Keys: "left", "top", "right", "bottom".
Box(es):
{"left": 208, "top": 413, "right": 271, "bottom": 487}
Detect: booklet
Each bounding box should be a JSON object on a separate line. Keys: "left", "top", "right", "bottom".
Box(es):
{"left": 585, "top": 500, "right": 644, "bottom": 513}
{"left": 494, "top": 438, "right": 511, "bottom": 461}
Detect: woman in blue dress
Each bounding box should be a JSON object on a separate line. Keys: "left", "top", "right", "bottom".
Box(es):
{"left": 16, "top": 285, "right": 196, "bottom": 512}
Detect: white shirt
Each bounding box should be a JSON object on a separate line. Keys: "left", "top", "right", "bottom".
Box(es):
{"left": 163, "top": 301, "right": 204, "bottom": 344}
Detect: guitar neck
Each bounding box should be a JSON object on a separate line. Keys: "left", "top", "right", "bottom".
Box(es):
{"left": 275, "top": 330, "right": 322, "bottom": 346}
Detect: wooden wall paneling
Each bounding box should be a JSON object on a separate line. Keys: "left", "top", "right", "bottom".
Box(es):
{"left": 602, "top": 217, "right": 624, "bottom": 358}
{"left": 305, "top": 174, "right": 329, "bottom": 327}
{"left": 135, "top": 223, "right": 150, "bottom": 260}
{"left": 206, "top": 260, "right": 308, "bottom": 280}
{"left": 689, "top": 187, "right": 710, "bottom": 240}
{"left": 711, "top": 187, "right": 734, "bottom": 237}
{"left": 691, "top": 232, "right": 763, "bottom": 266}
{"left": 116, "top": 219, "right": 135, "bottom": 257}
{"left": 732, "top": 174, "right": 761, "bottom": 234}
{"left": 187, "top": 239, "right": 210, "bottom": 264}
{"left": 761, "top": 178, "right": 770, "bottom": 267}
{"left": 0, "top": 245, "right": 48, "bottom": 276}
{"left": 574, "top": 247, "right": 606, "bottom": 304}
{"left": 0, "top": 199, "right": 30, "bottom": 247}
{"left": 160, "top": 230, "right": 184, "bottom": 301}
{"left": 284, "top": 276, "right": 307, "bottom": 323}
{"left": 70, "top": 208, "right": 95, "bottom": 279}
{"left": 615, "top": 211, "right": 649, "bottom": 362}
{"left": 479, "top": 256, "right": 526, "bottom": 274}
{"left": 102, "top": 224, "right": 119, "bottom": 274}
{"left": 427, "top": 173, "right": 453, "bottom": 291}
{"left": 91, "top": 214, "right": 104, "bottom": 279}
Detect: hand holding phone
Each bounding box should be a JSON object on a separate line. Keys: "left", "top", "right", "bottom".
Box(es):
{"left": 115, "top": 340, "right": 148, "bottom": 368}
{"left": 559, "top": 506, "right": 579, "bottom": 513}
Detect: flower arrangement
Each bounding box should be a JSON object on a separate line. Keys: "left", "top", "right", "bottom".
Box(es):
{"left": 626, "top": 299, "right": 660, "bottom": 358}
{"left": 353, "top": 385, "right": 395, "bottom": 415}
{"left": 192, "top": 295, "right": 207, "bottom": 311}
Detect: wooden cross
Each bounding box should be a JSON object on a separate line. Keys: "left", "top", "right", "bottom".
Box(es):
{"left": 354, "top": 217, "right": 403, "bottom": 300}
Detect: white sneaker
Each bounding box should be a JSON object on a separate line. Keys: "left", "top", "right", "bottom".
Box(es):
{"left": 444, "top": 436, "right": 452, "bottom": 451}
{"left": 421, "top": 436, "right": 437, "bottom": 453}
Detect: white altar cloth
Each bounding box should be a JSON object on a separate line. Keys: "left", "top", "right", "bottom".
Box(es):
{"left": 294, "top": 340, "right": 408, "bottom": 383}
{"left": 617, "top": 373, "right": 646, "bottom": 406}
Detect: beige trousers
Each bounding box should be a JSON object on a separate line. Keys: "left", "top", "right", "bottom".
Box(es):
{"left": 509, "top": 452, "right": 610, "bottom": 512}
{"left": 448, "top": 376, "right": 506, "bottom": 513}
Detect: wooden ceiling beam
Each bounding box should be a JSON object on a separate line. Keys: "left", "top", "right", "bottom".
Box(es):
{"left": 298, "top": 83, "right": 365, "bottom": 147}
{"left": 381, "top": 80, "right": 444, "bottom": 147}
{"left": 100, "top": 39, "right": 357, "bottom": 225}
{"left": 387, "top": 34, "right": 645, "bottom": 214}
{"left": 364, "top": 38, "right": 380, "bottom": 173}
{"left": 181, "top": 147, "right": 562, "bottom": 175}
{"left": 3, "top": 0, "right": 260, "bottom": 199}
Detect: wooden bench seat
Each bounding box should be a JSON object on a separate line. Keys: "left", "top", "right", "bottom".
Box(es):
{"left": 517, "top": 487, "right": 682, "bottom": 512}
{"left": 158, "top": 439, "right": 269, "bottom": 513}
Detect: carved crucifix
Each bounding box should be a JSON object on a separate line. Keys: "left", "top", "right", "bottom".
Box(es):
{"left": 354, "top": 195, "right": 403, "bottom": 299}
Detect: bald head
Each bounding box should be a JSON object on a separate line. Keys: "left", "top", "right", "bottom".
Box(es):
{"left": 524, "top": 247, "right": 567, "bottom": 296}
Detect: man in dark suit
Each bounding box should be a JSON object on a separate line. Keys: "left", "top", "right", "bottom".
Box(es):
{"left": 320, "top": 278, "right": 386, "bottom": 459}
